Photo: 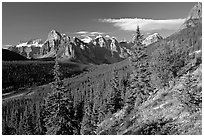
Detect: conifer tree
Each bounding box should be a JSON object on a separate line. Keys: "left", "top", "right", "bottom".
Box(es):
{"left": 43, "top": 59, "right": 78, "bottom": 135}
{"left": 23, "top": 106, "right": 35, "bottom": 134}
{"left": 92, "top": 103, "right": 99, "bottom": 129}
{"left": 127, "top": 26, "right": 154, "bottom": 107}
{"left": 180, "top": 72, "right": 201, "bottom": 111}
{"left": 80, "top": 101, "right": 96, "bottom": 135}
{"left": 106, "top": 69, "right": 123, "bottom": 114}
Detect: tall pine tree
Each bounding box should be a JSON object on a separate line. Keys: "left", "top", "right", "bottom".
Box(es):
{"left": 43, "top": 59, "right": 78, "bottom": 135}
{"left": 127, "top": 26, "right": 154, "bottom": 107}
{"left": 80, "top": 101, "right": 96, "bottom": 135}
{"left": 106, "top": 69, "right": 123, "bottom": 114}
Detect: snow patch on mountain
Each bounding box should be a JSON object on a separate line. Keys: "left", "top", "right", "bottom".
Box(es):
{"left": 16, "top": 39, "right": 44, "bottom": 48}
{"left": 81, "top": 36, "right": 92, "bottom": 43}
{"left": 95, "top": 35, "right": 103, "bottom": 39}
{"left": 143, "top": 33, "right": 163, "bottom": 46}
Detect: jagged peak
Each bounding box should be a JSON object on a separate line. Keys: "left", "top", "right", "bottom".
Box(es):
{"left": 180, "top": 2, "right": 202, "bottom": 30}
{"left": 145, "top": 32, "right": 163, "bottom": 39}
{"left": 73, "top": 37, "right": 85, "bottom": 45}
{"left": 48, "top": 29, "right": 62, "bottom": 39}
{"left": 112, "top": 36, "right": 116, "bottom": 39}
{"left": 187, "top": 2, "right": 202, "bottom": 20}
{"left": 105, "top": 35, "right": 111, "bottom": 38}
{"left": 50, "top": 29, "right": 58, "bottom": 34}
{"left": 81, "top": 36, "right": 92, "bottom": 43}
{"left": 95, "top": 34, "right": 103, "bottom": 39}
{"left": 142, "top": 32, "right": 163, "bottom": 46}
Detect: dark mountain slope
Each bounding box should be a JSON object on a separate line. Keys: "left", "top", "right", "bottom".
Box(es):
{"left": 2, "top": 49, "right": 28, "bottom": 61}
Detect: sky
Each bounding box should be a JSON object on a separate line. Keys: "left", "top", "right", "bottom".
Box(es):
{"left": 2, "top": 2, "right": 196, "bottom": 47}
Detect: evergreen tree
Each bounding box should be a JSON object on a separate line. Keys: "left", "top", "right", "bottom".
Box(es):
{"left": 180, "top": 72, "right": 201, "bottom": 112}
{"left": 150, "top": 43, "right": 174, "bottom": 88}
{"left": 92, "top": 103, "right": 99, "bottom": 129}
{"left": 80, "top": 101, "right": 96, "bottom": 135}
{"left": 127, "top": 26, "right": 154, "bottom": 107}
{"left": 74, "top": 101, "right": 85, "bottom": 134}
{"left": 23, "top": 106, "right": 35, "bottom": 134}
{"left": 34, "top": 102, "right": 46, "bottom": 135}
{"left": 106, "top": 69, "right": 123, "bottom": 114}
{"left": 43, "top": 59, "right": 78, "bottom": 135}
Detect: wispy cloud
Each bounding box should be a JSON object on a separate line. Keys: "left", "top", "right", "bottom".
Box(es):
{"left": 75, "top": 31, "right": 104, "bottom": 37}
{"left": 75, "top": 31, "right": 89, "bottom": 34}
{"left": 99, "top": 18, "right": 185, "bottom": 32}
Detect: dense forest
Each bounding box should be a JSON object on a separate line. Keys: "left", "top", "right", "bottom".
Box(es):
{"left": 2, "top": 24, "right": 202, "bottom": 135}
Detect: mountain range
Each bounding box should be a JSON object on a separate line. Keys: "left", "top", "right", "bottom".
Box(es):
{"left": 5, "top": 29, "right": 164, "bottom": 64}
{"left": 5, "top": 30, "right": 162, "bottom": 64}
{"left": 7, "top": 31, "right": 133, "bottom": 64}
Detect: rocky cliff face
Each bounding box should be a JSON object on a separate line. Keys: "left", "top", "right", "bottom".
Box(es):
{"left": 9, "top": 30, "right": 132, "bottom": 64}
{"left": 181, "top": 2, "right": 202, "bottom": 29}
{"left": 7, "top": 29, "right": 167, "bottom": 64}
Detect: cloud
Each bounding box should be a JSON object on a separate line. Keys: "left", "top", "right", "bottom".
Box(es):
{"left": 75, "top": 31, "right": 104, "bottom": 37}
{"left": 89, "top": 31, "right": 103, "bottom": 35}
{"left": 99, "top": 18, "right": 185, "bottom": 32}
{"left": 75, "top": 31, "right": 89, "bottom": 34}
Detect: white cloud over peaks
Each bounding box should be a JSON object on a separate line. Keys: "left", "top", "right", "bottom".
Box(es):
{"left": 99, "top": 18, "right": 185, "bottom": 32}
{"left": 75, "top": 31, "right": 104, "bottom": 37}
{"left": 76, "top": 31, "right": 89, "bottom": 34}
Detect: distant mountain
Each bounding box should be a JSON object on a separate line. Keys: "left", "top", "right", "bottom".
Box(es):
{"left": 8, "top": 39, "right": 44, "bottom": 59}
{"left": 8, "top": 30, "right": 133, "bottom": 64}
{"left": 2, "top": 49, "right": 28, "bottom": 61}
{"left": 81, "top": 36, "right": 93, "bottom": 43}
{"left": 142, "top": 33, "right": 163, "bottom": 46}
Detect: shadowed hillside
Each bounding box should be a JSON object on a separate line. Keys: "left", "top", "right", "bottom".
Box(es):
{"left": 2, "top": 49, "right": 28, "bottom": 61}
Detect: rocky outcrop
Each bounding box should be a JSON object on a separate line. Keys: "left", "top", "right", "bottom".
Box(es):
{"left": 81, "top": 36, "right": 92, "bottom": 43}
{"left": 37, "top": 30, "right": 77, "bottom": 60}
{"left": 180, "top": 2, "right": 202, "bottom": 29}
{"left": 143, "top": 33, "right": 163, "bottom": 46}
{"left": 94, "top": 35, "right": 109, "bottom": 48}
{"left": 110, "top": 37, "right": 119, "bottom": 52}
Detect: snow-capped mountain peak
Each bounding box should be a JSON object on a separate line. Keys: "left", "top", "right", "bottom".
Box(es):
{"left": 142, "top": 33, "right": 163, "bottom": 46}
{"left": 95, "top": 35, "right": 103, "bottom": 39}
{"left": 16, "top": 39, "right": 44, "bottom": 48}
{"left": 81, "top": 36, "right": 92, "bottom": 43}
